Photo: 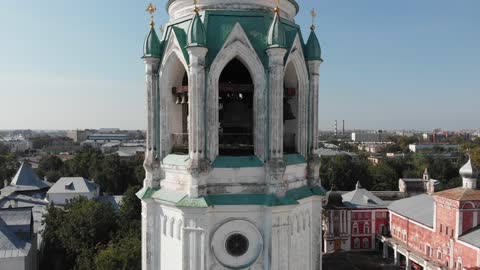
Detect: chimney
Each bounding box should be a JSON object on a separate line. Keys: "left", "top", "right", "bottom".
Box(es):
{"left": 342, "top": 120, "right": 345, "bottom": 136}
{"left": 334, "top": 120, "right": 338, "bottom": 136}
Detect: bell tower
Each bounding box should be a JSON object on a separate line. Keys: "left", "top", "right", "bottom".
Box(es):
{"left": 138, "top": 1, "right": 326, "bottom": 269}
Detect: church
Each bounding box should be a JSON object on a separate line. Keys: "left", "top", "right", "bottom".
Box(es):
{"left": 136, "top": 0, "right": 326, "bottom": 269}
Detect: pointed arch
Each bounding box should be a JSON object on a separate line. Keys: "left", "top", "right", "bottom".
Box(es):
{"left": 207, "top": 23, "right": 267, "bottom": 161}
{"left": 284, "top": 34, "right": 309, "bottom": 157}
{"left": 158, "top": 32, "right": 190, "bottom": 159}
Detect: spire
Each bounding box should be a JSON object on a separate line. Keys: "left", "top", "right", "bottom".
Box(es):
{"left": 143, "top": 3, "right": 162, "bottom": 58}
{"left": 305, "top": 8, "right": 322, "bottom": 61}
{"left": 460, "top": 156, "right": 478, "bottom": 189}
{"left": 187, "top": 0, "right": 206, "bottom": 47}
{"left": 267, "top": 0, "right": 286, "bottom": 48}
{"left": 355, "top": 181, "right": 362, "bottom": 190}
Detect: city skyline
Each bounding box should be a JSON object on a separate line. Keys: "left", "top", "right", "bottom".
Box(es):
{"left": 0, "top": 0, "right": 479, "bottom": 131}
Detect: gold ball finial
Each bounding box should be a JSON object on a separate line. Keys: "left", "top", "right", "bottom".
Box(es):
{"left": 193, "top": 0, "right": 200, "bottom": 13}
{"left": 274, "top": 0, "right": 280, "bottom": 14}
{"left": 310, "top": 8, "right": 317, "bottom": 31}
{"left": 146, "top": 3, "right": 157, "bottom": 27}
{"left": 160, "top": 25, "right": 165, "bottom": 34}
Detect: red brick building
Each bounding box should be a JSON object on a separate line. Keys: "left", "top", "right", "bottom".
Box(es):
{"left": 323, "top": 182, "right": 390, "bottom": 253}
{"left": 380, "top": 158, "right": 480, "bottom": 270}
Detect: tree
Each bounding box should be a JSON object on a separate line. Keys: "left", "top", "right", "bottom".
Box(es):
{"left": 94, "top": 232, "right": 141, "bottom": 270}
{"left": 118, "top": 185, "right": 141, "bottom": 234}
{"left": 37, "top": 155, "right": 64, "bottom": 182}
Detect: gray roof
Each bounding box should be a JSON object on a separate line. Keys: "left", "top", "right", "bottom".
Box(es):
{"left": 7, "top": 162, "right": 49, "bottom": 190}
{"left": 388, "top": 194, "right": 434, "bottom": 227}
{"left": 342, "top": 188, "right": 387, "bottom": 208}
{"left": 0, "top": 194, "right": 48, "bottom": 235}
{"left": 459, "top": 226, "right": 480, "bottom": 248}
{"left": 0, "top": 208, "right": 33, "bottom": 258}
{"left": 47, "top": 177, "right": 97, "bottom": 194}
{"left": 98, "top": 195, "right": 123, "bottom": 211}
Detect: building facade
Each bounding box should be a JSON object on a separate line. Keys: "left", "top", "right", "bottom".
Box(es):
{"left": 380, "top": 158, "right": 480, "bottom": 270}
{"left": 323, "top": 183, "right": 390, "bottom": 253}
{"left": 137, "top": 1, "right": 325, "bottom": 269}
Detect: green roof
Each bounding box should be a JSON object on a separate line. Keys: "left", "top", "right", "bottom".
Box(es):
{"left": 267, "top": 12, "right": 286, "bottom": 48}
{"left": 137, "top": 185, "right": 326, "bottom": 207}
{"left": 284, "top": 153, "right": 307, "bottom": 165}
{"left": 305, "top": 30, "right": 322, "bottom": 61}
{"left": 211, "top": 155, "right": 263, "bottom": 168}
{"left": 143, "top": 26, "right": 162, "bottom": 58}
{"left": 187, "top": 12, "right": 207, "bottom": 47}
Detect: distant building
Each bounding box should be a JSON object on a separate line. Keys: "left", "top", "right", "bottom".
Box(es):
{"left": 46, "top": 177, "right": 99, "bottom": 205}
{"left": 0, "top": 138, "right": 31, "bottom": 153}
{"left": 351, "top": 131, "right": 394, "bottom": 143}
{"left": 316, "top": 148, "right": 359, "bottom": 160}
{"left": 323, "top": 182, "right": 390, "bottom": 253}
{"left": 408, "top": 144, "right": 459, "bottom": 153}
{"left": 1, "top": 162, "right": 51, "bottom": 198}
{"left": 66, "top": 130, "right": 88, "bottom": 143}
{"left": 398, "top": 168, "right": 438, "bottom": 196}
{"left": 0, "top": 207, "right": 37, "bottom": 270}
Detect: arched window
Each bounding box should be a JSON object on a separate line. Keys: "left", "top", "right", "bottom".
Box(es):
{"left": 353, "top": 222, "right": 359, "bottom": 234}
{"left": 437, "top": 248, "right": 442, "bottom": 260}
{"left": 283, "top": 62, "right": 299, "bottom": 154}
{"left": 457, "top": 257, "right": 462, "bottom": 270}
{"left": 354, "top": 238, "right": 360, "bottom": 248}
{"left": 362, "top": 238, "right": 369, "bottom": 249}
{"left": 218, "top": 58, "right": 254, "bottom": 156}
{"left": 364, "top": 223, "right": 370, "bottom": 234}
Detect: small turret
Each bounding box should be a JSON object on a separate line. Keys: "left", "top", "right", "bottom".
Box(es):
{"left": 187, "top": 8, "right": 206, "bottom": 47}
{"left": 143, "top": 3, "right": 162, "bottom": 58}
{"left": 305, "top": 8, "right": 322, "bottom": 61}
{"left": 460, "top": 157, "right": 478, "bottom": 189}
{"left": 266, "top": 9, "right": 286, "bottom": 48}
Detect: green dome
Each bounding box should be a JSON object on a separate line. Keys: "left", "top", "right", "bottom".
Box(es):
{"left": 143, "top": 26, "right": 162, "bottom": 58}
{"left": 305, "top": 30, "right": 322, "bottom": 61}
{"left": 187, "top": 12, "right": 206, "bottom": 47}
{"left": 267, "top": 13, "right": 286, "bottom": 48}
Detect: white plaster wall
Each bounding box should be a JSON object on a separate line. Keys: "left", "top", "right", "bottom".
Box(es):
{"left": 47, "top": 192, "right": 94, "bottom": 205}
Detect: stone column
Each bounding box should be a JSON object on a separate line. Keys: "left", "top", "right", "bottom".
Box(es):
{"left": 186, "top": 46, "right": 209, "bottom": 197}
{"left": 306, "top": 60, "right": 322, "bottom": 185}
{"left": 394, "top": 244, "right": 399, "bottom": 266}
{"left": 405, "top": 252, "right": 410, "bottom": 270}
{"left": 266, "top": 47, "right": 287, "bottom": 195}
{"left": 382, "top": 244, "right": 388, "bottom": 259}
{"left": 144, "top": 57, "right": 161, "bottom": 189}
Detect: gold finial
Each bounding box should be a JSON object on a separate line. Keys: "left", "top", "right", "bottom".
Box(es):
{"left": 159, "top": 24, "right": 165, "bottom": 34}
{"left": 193, "top": 0, "right": 199, "bottom": 13}
{"left": 146, "top": 3, "right": 157, "bottom": 27}
{"left": 274, "top": 0, "right": 280, "bottom": 14}
{"left": 310, "top": 8, "right": 317, "bottom": 31}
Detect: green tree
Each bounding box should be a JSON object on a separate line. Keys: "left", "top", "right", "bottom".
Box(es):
{"left": 94, "top": 232, "right": 141, "bottom": 270}
{"left": 37, "top": 155, "right": 64, "bottom": 182}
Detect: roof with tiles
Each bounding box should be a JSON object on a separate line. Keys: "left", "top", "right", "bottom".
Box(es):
{"left": 434, "top": 187, "right": 480, "bottom": 201}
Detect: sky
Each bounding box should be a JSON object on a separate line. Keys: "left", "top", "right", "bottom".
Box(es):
{"left": 0, "top": 0, "right": 479, "bottom": 131}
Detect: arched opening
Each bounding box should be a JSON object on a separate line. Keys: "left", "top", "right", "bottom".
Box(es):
{"left": 283, "top": 62, "right": 299, "bottom": 154}
{"left": 218, "top": 58, "right": 254, "bottom": 156}
{"left": 167, "top": 54, "right": 189, "bottom": 154}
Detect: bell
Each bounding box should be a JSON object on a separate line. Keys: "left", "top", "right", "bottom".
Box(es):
{"left": 181, "top": 95, "right": 188, "bottom": 104}
{"left": 284, "top": 102, "right": 296, "bottom": 121}
{"left": 175, "top": 95, "right": 181, "bottom": 104}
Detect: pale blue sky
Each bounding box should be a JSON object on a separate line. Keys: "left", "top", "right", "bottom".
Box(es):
{"left": 0, "top": 0, "right": 478, "bottom": 131}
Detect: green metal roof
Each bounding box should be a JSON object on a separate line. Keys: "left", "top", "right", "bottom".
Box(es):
{"left": 137, "top": 184, "right": 326, "bottom": 207}
{"left": 143, "top": 26, "right": 162, "bottom": 58}
{"left": 159, "top": 10, "right": 307, "bottom": 68}
{"left": 165, "top": 0, "right": 300, "bottom": 15}
{"left": 211, "top": 155, "right": 263, "bottom": 168}
{"left": 305, "top": 29, "right": 322, "bottom": 61}
{"left": 284, "top": 153, "right": 307, "bottom": 165}
{"left": 267, "top": 12, "right": 286, "bottom": 48}
{"left": 187, "top": 12, "right": 207, "bottom": 47}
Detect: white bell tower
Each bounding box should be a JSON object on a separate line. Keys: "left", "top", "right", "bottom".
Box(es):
{"left": 138, "top": 1, "right": 326, "bottom": 269}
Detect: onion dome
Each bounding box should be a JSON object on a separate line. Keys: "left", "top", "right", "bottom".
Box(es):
{"left": 267, "top": 12, "right": 286, "bottom": 48}
{"left": 187, "top": 12, "right": 206, "bottom": 47}
{"left": 305, "top": 29, "right": 321, "bottom": 61}
{"left": 460, "top": 157, "right": 478, "bottom": 179}
{"left": 143, "top": 26, "right": 162, "bottom": 58}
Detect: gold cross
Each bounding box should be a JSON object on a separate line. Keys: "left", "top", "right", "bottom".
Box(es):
{"left": 146, "top": 3, "right": 157, "bottom": 26}
{"left": 310, "top": 8, "right": 317, "bottom": 31}
{"left": 274, "top": 0, "right": 280, "bottom": 14}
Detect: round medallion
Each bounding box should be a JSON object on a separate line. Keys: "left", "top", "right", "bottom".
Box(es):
{"left": 211, "top": 219, "right": 263, "bottom": 269}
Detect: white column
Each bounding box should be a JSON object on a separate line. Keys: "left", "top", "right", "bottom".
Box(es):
{"left": 187, "top": 47, "right": 208, "bottom": 162}
{"left": 306, "top": 60, "right": 322, "bottom": 185}
{"left": 266, "top": 47, "right": 287, "bottom": 195}
{"left": 382, "top": 244, "right": 388, "bottom": 259}
{"left": 394, "top": 244, "right": 399, "bottom": 266}
{"left": 405, "top": 252, "right": 410, "bottom": 270}
{"left": 144, "top": 57, "right": 161, "bottom": 188}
